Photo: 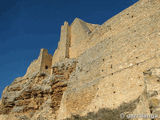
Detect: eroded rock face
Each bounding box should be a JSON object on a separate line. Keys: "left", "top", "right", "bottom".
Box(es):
{"left": 144, "top": 68, "right": 160, "bottom": 117}
{"left": 1, "top": 0, "right": 160, "bottom": 120}
{"left": 0, "top": 58, "right": 77, "bottom": 120}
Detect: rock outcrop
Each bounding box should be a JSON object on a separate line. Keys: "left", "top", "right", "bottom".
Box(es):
{"left": 1, "top": 0, "right": 160, "bottom": 119}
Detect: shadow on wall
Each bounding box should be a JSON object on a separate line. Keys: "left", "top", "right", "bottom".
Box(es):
{"left": 64, "top": 97, "right": 140, "bottom": 120}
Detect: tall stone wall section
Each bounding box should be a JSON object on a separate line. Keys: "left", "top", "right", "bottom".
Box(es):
{"left": 52, "top": 22, "right": 70, "bottom": 65}
{"left": 57, "top": 0, "right": 160, "bottom": 119}
{"left": 51, "top": 18, "right": 99, "bottom": 66}
{"left": 69, "top": 18, "right": 92, "bottom": 58}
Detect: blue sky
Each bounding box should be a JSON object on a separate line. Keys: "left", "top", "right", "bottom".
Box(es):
{"left": 0, "top": 0, "right": 138, "bottom": 97}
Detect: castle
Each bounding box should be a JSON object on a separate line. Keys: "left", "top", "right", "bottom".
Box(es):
{"left": 25, "top": 18, "right": 100, "bottom": 76}
{"left": 1, "top": 0, "right": 160, "bottom": 120}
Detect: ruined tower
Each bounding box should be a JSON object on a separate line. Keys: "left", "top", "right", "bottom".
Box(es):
{"left": 25, "top": 48, "right": 52, "bottom": 76}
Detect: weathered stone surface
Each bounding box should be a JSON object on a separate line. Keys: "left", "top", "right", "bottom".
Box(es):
{"left": 1, "top": 0, "right": 160, "bottom": 120}
{"left": 69, "top": 18, "right": 99, "bottom": 59}
{"left": 0, "top": 55, "right": 77, "bottom": 120}
{"left": 52, "top": 22, "right": 70, "bottom": 65}
{"left": 25, "top": 49, "right": 52, "bottom": 77}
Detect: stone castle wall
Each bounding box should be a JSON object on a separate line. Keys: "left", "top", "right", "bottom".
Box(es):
{"left": 52, "top": 22, "right": 70, "bottom": 65}
{"left": 25, "top": 49, "right": 52, "bottom": 77}
{"left": 1, "top": 0, "right": 160, "bottom": 120}
{"left": 40, "top": 49, "right": 52, "bottom": 75}
{"left": 51, "top": 18, "right": 99, "bottom": 66}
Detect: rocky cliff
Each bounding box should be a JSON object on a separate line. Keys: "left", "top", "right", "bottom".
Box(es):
{"left": 1, "top": 0, "right": 160, "bottom": 119}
